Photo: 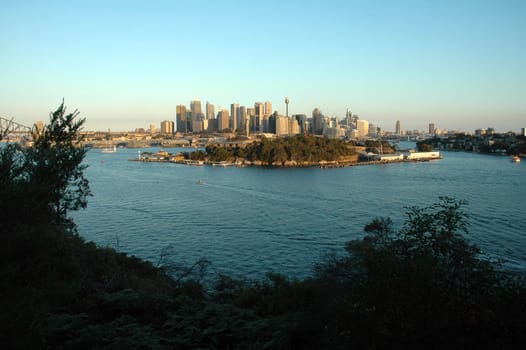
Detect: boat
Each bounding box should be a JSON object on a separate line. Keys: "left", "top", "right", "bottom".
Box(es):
{"left": 510, "top": 155, "right": 520, "bottom": 163}
{"left": 101, "top": 145, "right": 117, "bottom": 153}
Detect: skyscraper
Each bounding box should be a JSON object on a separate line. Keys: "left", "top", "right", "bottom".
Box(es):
{"left": 429, "top": 123, "right": 435, "bottom": 135}
{"left": 264, "top": 101, "right": 272, "bottom": 117}
{"left": 312, "top": 108, "right": 324, "bottom": 135}
{"left": 217, "top": 109, "right": 230, "bottom": 131}
{"left": 254, "top": 102, "right": 264, "bottom": 132}
{"left": 395, "top": 120, "right": 402, "bottom": 135}
{"left": 239, "top": 106, "right": 247, "bottom": 131}
{"left": 160, "top": 120, "right": 174, "bottom": 135}
{"left": 176, "top": 105, "right": 187, "bottom": 133}
{"left": 231, "top": 103, "right": 239, "bottom": 131}
{"left": 190, "top": 100, "right": 202, "bottom": 131}
{"left": 206, "top": 101, "right": 215, "bottom": 120}
{"left": 294, "top": 114, "right": 308, "bottom": 135}
{"left": 356, "top": 119, "right": 369, "bottom": 137}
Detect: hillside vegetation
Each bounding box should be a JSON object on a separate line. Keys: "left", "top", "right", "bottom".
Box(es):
{"left": 1, "top": 103, "right": 525, "bottom": 349}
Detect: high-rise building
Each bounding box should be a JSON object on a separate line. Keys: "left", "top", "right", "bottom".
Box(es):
{"left": 275, "top": 115, "right": 289, "bottom": 136}
{"left": 254, "top": 102, "right": 264, "bottom": 117}
{"left": 312, "top": 108, "right": 324, "bottom": 135}
{"left": 239, "top": 106, "right": 247, "bottom": 131}
{"left": 231, "top": 103, "right": 239, "bottom": 131}
{"left": 160, "top": 120, "right": 174, "bottom": 135}
{"left": 429, "top": 123, "right": 435, "bottom": 135}
{"left": 289, "top": 117, "right": 300, "bottom": 136}
{"left": 206, "top": 101, "right": 215, "bottom": 120}
{"left": 217, "top": 109, "right": 230, "bottom": 131}
{"left": 264, "top": 101, "right": 272, "bottom": 117}
{"left": 395, "top": 120, "right": 402, "bottom": 135}
{"left": 294, "top": 114, "right": 308, "bottom": 135}
{"left": 521, "top": 127, "right": 526, "bottom": 136}
{"left": 149, "top": 123, "right": 156, "bottom": 135}
{"left": 356, "top": 119, "right": 369, "bottom": 137}
{"left": 190, "top": 100, "right": 202, "bottom": 131}
{"left": 176, "top": 105, "right": 187, "bottom": 133}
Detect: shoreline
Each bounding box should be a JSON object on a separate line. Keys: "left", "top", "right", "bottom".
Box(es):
{"left": 128, "top": 157, "right": 442, "bottom": 168}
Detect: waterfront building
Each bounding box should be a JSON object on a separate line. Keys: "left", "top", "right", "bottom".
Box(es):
{"left": 356, "top": 119, "right": 369, "bottom": 138}
{"left": 217, "top": 109, "right": 230, "bottom": 131}
{"left": 160, "top": 120, "right": 174, "bottom": 135}
{"left": 395, "top": 120, "right": 403, "bottom": 135}
{"left": 206, "top": 101, "right": 215, "bottom": 120}
{"left": 176, "top": 105, "right": 187, "bottom": 133}
{"left": 231, "top": 103, "right": 239, "bottom": 132}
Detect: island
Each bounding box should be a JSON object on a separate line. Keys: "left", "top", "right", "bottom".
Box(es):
{"left": 129, "top": 135, "right": 441, "bottom": 167}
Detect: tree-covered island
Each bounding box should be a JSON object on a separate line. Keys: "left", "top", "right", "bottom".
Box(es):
{"left": 178, "top": 136, "right": 398, "bottom": 167}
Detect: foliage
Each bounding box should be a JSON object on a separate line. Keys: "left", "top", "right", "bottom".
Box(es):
{"left": 0, "top": 101, "right": 91, "bottom": 230}
{"left": 313, "top": 197, "right": 526, "bottom": 348}
{"left": 201, "top": 135, "right": 357, "bottom": 165}
{"left": 416, "top": 141, "right": 434, "bottom": 152}
{"left": 1, "top": 105, "right": 525, "bottom": 349}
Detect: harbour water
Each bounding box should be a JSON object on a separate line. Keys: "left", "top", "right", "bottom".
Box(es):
{"left": 74, "top": 144, "right": 526, "bottom": 279}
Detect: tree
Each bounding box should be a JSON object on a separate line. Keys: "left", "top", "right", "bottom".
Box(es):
{"left": 315, "top": 197, "right": 526, "bottom": 348}
{"left": 0, "top": 101, "right": 90, "bottom": 231}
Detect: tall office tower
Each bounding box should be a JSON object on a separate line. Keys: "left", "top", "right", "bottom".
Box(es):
{"left": 176, "top": 105, "right": 187, "bottom": 133}
{"left": 206, "top": 101, "right": 215, "bottom": 120}
{"left": 294, "top": 114, "right": 308, "bottom": 135}
{"left": 395, "top": 120, "right": 402, "bottom": 135}
{"left": 289, "top": 117, "right": 300, "bottom": 136}
{"left": 149, "top": 123, "right": 156, "bottom": 135}
{"left": 190, "top": 100, "right": 202, "bottom": 130}
{"left": 217, "top": 109, "right": 230, "bottom": 131}
{"left": 239, "top": 106, "right": 247, "bottom": 131}
{"left": 356, "top": 119, "right": 369, "bottom": 137}
{"left": 254, "top": 102, "right": 264, "bottom": 117}
{"left": 254, "top": 104, "right": 264, "bottom": 132}
{"left": 522, "top": 127, "right": 526, "bottom": 136}
{"left": 275, "top": 115, "right": 289, "bottom": 136}
{"left": 160, "top": 120, "right": 174, "bottom": 135}
{"left": 231, "top": 103, "right": 239, "bottom": 131}
{"left": 312, "top": 108, "right": 324, "bottom": 135}
{"left": 264, "top": 101, "right": 272, "bottom": 117}
{"left": 429, "top": 123, "right": 435, "bottom": 135}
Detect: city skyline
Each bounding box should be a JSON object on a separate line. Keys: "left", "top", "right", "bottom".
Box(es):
{"left": 1, "top": 0, "right": 525, "bottom": 132}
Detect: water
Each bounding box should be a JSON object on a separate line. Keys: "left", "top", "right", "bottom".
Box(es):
{"left": 73, "top": 144, "right": 526, "bottom": 279}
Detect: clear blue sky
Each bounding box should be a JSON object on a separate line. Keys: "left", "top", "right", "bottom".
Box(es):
{"left": 1, "top": 0, "right": 525, "bottom": 132}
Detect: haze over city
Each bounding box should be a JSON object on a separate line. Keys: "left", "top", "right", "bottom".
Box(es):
{"left": 1, "top": 0, "right": 525, "bottom": 132}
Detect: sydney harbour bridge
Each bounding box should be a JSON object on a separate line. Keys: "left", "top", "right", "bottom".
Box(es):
{"left": 0, "top": 116, "right": 33, "bottom": 142}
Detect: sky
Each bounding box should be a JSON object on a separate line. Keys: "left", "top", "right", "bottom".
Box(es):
{"left": 1, "top": 0, "right": 525, "bottom": 132}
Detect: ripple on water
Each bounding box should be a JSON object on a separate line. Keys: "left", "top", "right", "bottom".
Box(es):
{"left": 74, "top": 148, "right": 526, "bottom": 279}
